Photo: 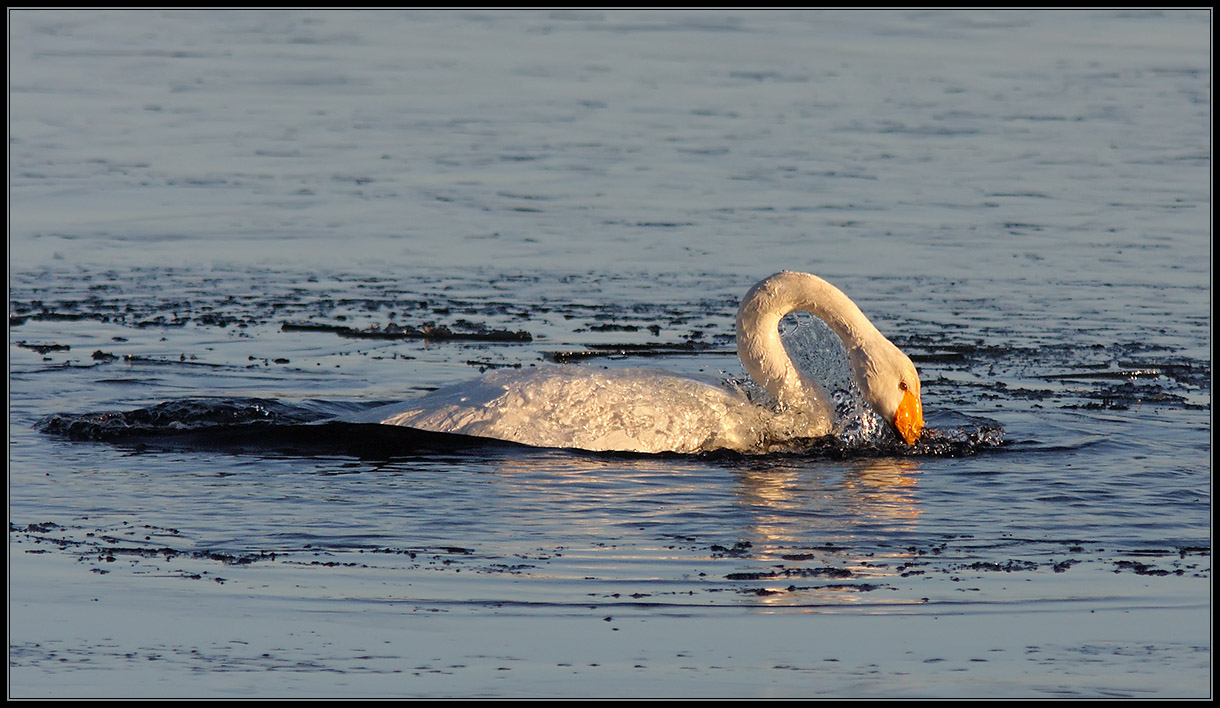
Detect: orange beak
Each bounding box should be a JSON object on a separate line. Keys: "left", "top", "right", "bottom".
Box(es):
{"left": 894, "top": 387, "right": 924, "bottom": 445}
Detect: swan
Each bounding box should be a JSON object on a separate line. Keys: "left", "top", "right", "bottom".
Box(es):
{"left": 352, "top": 271, "right": 924, "bottom": 454}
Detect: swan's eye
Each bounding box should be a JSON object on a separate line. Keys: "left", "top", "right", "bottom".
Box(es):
{"left": 898, "top": 381, "right": 908, "bottom": 391}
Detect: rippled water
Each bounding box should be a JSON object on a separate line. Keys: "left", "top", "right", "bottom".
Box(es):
{"left": 9, "top": 9, "right": 1211, "bottom": 698}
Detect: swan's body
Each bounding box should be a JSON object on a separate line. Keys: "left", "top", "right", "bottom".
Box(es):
{"left": 355, "top": 271, "right": 923, "bottom": 453}
{"left": 356, "top": 366, "right": 795, "bottom": 454}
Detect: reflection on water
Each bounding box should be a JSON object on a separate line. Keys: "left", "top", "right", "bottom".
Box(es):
{"left": 463, "top": 449, "right": 933, "bottom": 609}
{"left": 843, "top": 458, "right": 922, "bottom": 522}
{"left": 732, "top": 458, "right": 922, "bottom": 540}
{"left": 727, "top": 458, "right": 925, "bottom": 607}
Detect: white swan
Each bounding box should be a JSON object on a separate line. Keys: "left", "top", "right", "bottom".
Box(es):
{"left": 353, "top": 271, "right": 924, "bottom": 454}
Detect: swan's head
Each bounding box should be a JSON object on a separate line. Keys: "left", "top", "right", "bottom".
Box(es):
{"left": 735, "top": 270, "right": 925, "bottom": 445}
{"left": 851, "top": 341, "right": 924, "bottom": 445}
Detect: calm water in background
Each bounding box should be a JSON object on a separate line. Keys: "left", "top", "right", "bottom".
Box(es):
{"left": 8, "top": 10, "right": 1211, "bottom": 698}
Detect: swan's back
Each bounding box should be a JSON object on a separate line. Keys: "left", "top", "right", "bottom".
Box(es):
{"left": 358, "top": 366, "right": 830, "bottom": 454}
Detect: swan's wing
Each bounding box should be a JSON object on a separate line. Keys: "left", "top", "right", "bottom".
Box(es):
{"left": 345, "top": 366, "right": 831, "bottom": 454}
{"left": 344, "top": 376, "right": 509, "bottom": 428}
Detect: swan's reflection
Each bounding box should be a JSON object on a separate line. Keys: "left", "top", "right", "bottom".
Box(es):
{"left": 732, "top": 457, "right": 921, "bottom": 522}
{"left": 728, "top": 457, "right": 923, "bottom": 606}
{"left": 466, "top": 451, "right": 925, "bottom": 608}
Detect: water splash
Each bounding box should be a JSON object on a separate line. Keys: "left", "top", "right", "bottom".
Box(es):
{"left": 36, "top": 398, "right": 326, "bottom": 441}
{"left": 778, "top": 313, "right": 891, "bottom": 446}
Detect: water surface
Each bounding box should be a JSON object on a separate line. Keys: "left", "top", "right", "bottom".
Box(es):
{"left": 8, "top": 9, "right": 1211, "bottom": 698}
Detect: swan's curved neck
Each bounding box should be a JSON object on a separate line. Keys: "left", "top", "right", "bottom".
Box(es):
{"left": 735, "top": 271, "right": 881, "bottom": 403}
